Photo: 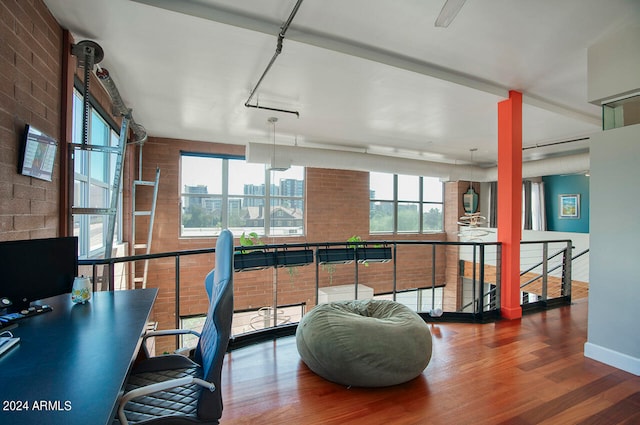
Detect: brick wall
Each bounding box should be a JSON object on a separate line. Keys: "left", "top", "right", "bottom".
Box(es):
{"left": 0, "top": 0, "right": 62, "bottom": 240}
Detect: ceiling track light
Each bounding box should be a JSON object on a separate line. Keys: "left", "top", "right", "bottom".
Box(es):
{"left": 244, "top": 0, "right": 303, "bottom": 118}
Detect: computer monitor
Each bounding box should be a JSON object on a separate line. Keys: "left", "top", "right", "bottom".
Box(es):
{"left": 0, "top": 237, "right": 78, "bottom": 312}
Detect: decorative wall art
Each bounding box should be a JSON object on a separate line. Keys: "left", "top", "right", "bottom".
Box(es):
{"left": 559, "top": 194, "right": 580, "bottom": 218}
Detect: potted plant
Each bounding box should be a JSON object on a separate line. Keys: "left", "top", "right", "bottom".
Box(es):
{"left": 233, "top": 232, "right": 276, "bottom": 272}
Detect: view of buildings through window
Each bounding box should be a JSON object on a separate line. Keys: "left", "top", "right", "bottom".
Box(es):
{"left": 370, "top": 172, "right": 443, "bottom": 233}
{"left": 180, "top": 154, "right": 304, "bottom": 237}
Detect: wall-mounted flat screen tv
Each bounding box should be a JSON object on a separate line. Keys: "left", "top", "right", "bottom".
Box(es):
{"left": 18, "top": 124, "right": 57, "bottom": 182}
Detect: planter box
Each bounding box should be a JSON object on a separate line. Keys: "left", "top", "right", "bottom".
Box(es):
{"left": 276, "top": 249, "right": 314, "bottom": 267}
{"left": 356, "top": 247, "right": 392, "bottom": 263}
{"left": 234, "top": 251, "right": 276, "bottom": 272}
{"left": 316, "top": 248, "right": 355, "bottom": 264}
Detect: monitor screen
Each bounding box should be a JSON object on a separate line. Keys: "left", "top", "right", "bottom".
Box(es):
{"left": 18, "top": 124, "right": 57, "bottom": 182}
{"left": 0, "top": 237, "right": 78, "bottom": 312}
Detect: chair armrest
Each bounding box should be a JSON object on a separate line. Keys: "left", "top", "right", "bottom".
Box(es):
{"left": 117, "top": 376, "right": 215, "bottom": 425}
{"left": 143, "top": 329, "right": 201, "bottom": 341}
{"left": 141, "top": 329, "right": 202, "bottom": 358}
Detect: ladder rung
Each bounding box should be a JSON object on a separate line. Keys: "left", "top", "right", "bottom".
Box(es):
{"left": 134, "top": 211, "right": 151, "bottom": 216}
{"left": 72, "top": 207, "right": 116, "bottom": 215}
{"left": 134, "top": 244, "right": 148, "bottom": 250}
{"left": 133, "top": 277, "right": 144, "bottom": 283}
{"left": 134, "top": 180, "right": 156, "bottom": 186}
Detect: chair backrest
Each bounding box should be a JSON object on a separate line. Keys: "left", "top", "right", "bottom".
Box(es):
{"left": 193, "top": 228, "right": 234, "bottom": 421}
{"left": 204, "top": 268, "right": 215, "bottom": 301}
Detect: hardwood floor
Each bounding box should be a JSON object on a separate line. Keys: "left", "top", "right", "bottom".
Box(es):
{"left": 220, "top": 299, "right": 640, "bottom": 424}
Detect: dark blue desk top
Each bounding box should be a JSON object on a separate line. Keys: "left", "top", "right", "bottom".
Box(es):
{"left": 0, "top": 289, "right": 157, "bottom": 425}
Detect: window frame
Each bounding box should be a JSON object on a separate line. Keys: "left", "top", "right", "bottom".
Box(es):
{"left": 71, "top": 84, "right": 123, "bottom": 259}
{"left": 370, "top": 172, "right": 444, "bottom": 234}
{"left": 180, "top": 152, "right": 305, "bottom": 237}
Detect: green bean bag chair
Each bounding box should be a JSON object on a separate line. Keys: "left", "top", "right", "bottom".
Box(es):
{"left": 296, "top": 299, "right": 432, "bottom": 387}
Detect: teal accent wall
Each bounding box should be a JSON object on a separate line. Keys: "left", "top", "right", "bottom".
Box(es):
{"left": 543, "top": 174, "right": 589, "bottom": 233}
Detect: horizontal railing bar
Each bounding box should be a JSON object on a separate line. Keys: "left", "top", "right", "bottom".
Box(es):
{"left": 519, "top": 247, "right": 567, "bottom": 276}
{"left": 79, "top": 240, "right": 501, "bottom": 266}
{"left": 520, "top": 239, "right": 573, "bottom": 245}
{"left": 522, "top": 247, "right": 588, "bottom": 289}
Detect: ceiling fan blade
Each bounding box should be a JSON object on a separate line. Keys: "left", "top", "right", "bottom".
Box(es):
{"left": 435, "top": 0, "right": 467, "bottom": 28}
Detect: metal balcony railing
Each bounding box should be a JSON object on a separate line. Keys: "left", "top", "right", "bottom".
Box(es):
{"left": 77, "top": 238, "right": 576, "bottom": 351}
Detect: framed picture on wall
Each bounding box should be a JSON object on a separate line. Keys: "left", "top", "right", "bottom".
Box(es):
{"left": 559, "top": 194, "right": 580, "bottom": 218}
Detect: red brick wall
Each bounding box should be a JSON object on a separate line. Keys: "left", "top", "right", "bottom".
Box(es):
{"left": 0, "top": 0, "right": 62, "bottom": 240}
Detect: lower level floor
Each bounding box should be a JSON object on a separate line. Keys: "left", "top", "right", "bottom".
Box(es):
{"left": 219, "top": 298, "right": 639, "bottom": 424}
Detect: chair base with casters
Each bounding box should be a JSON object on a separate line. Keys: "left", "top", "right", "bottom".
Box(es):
{"left": 116, "top": 356, "right": 215, "bottom": 424}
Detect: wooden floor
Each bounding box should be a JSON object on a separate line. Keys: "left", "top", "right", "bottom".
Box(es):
{"left": 220, "top": 299, "right": 640, "bottom": 424}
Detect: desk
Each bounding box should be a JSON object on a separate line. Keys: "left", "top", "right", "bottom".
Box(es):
{"left": 0, "top": 289, "right": 157, "bottom": 425}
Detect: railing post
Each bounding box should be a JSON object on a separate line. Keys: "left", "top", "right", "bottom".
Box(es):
{"left": 472, "top": 245, "right": 477, "bottom": 313}
{"left": 175, "top": 255, "right": 180, "bottom": 349}
{"left": 563, "top": 241, "right": 572, "bottom": 300}
{"left": 478, "top": 244, "right": 485, "bottom": 319}
{"left": 273, "top": 248, "right": 278, "bottom": 329}
{"left": 392, "top": 243, "right": 397, "bottom": 301}
{"left": 542, "top": 242, "right": 548, "bottom": 303}
{"left": 314, "top": 247, "right": 319, "bottom": 306}
{"left": 495, "top": 244, "right": 502, "bottom": 312}
{"left": 431, "top": 244, "right": 436, "bottom": 313}
{"left": 354, "top": 245, "right": 359, "bottom": 300}
{"left": 109, "top": 260, "right": 116, "bottom": 291}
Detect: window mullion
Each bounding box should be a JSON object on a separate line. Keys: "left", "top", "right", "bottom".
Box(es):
{"left": 419, "top": 177, "right": 424, "bottom": 233}
{"left": 265, "top": 169, "right": 271, "bottom": 236}
{"left": 393, "top": 174, "right": 398, "bottom": 234}
{"left": 222, "top": 159, "right": 229, "bottom": 229}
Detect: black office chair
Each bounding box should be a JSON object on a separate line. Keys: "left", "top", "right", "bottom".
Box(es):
{"left": 116, "top": 229, "right": 234, "bottom": 425}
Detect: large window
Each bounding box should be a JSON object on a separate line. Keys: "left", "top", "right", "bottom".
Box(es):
{"left": 180, "top": 153, "right": 305, "bottom": 237}
{"left": 370, "top": 172, "right": 443, "bottom": 233}
{"left": 71, "top": 88, "right": 122, "bottom": 259}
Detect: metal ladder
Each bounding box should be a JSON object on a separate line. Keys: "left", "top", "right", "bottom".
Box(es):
{"left": 70, "top": 41, "right": 131, "bottom": 292}
{"left": 131, "top": 145, "right": 160, "bottom": 289}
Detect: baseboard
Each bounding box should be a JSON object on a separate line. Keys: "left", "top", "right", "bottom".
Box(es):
{"left": 584, "top": 342, "right": 640, "bottom": 376}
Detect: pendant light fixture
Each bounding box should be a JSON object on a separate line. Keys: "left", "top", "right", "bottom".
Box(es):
{"left": 267, "top": 117, "right": 290, "bottom": 171}
{"left": 463, "top": 148, "right": 479, "bottom": 214}
{"left": 458, "top": 148, "right": 491, "bottom": 241}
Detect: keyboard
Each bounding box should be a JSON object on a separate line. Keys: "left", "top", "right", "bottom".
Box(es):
{"left": 0, "top": 305, "right": 53, "bottom": 329}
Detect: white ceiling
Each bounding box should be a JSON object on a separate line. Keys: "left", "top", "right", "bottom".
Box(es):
{"left": 43, "top": 0, "right": 640, "bottom": 168}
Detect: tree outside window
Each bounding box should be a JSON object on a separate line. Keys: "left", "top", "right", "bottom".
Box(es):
{"left": 370, "top": 172, "right": 443, "bottom": 234}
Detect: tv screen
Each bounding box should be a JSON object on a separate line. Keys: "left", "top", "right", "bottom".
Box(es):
{"left": 0, "top": 237, "right": 78, "bottom": 312}
{"left": 18, "top": 124, "right": 57, "bottom": 182}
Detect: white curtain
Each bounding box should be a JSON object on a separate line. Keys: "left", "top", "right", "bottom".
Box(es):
{"left": 531, "top": 181, "right": 546, "bottom": 231}
{"left": 522, "top": 181, "right": 546, "bottom": 231}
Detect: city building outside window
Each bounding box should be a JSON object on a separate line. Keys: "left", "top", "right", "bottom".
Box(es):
{"left": 370, "top": 172, "right": 443, "bottom": 233}
{"left": 180, "top": 153, "right": 305, "bottom": 237}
